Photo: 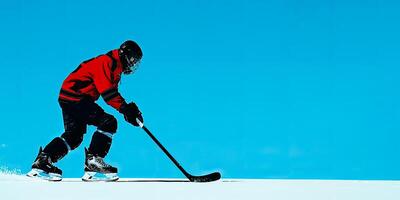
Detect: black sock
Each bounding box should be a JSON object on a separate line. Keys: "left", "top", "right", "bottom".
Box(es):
{"left": 43, "top": 137, "right": 69, "bottom": 162}
{"left": 88, "top": 131, "right": 112, "bottom": 158}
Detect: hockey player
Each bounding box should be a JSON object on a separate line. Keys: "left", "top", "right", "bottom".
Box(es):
{"left": 27, "top": 40, "right": 143, "bottom": 181}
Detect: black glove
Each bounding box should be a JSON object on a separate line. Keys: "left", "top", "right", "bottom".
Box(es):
{"left": 120, "top": 102, "right": 143, "bottom": 126}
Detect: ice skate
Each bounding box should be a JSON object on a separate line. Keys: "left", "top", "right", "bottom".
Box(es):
{"left": 27, "top": 147, "right": 62, "bottom": 181}
{"left": 82, "top": 148, "right": 119, "bottom": 182}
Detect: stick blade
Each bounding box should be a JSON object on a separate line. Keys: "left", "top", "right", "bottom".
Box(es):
{"left": 189, "top": 172, "right": 221, "bottom": 182}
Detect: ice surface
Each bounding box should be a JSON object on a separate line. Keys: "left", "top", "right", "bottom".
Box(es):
{"left": 1, "top": 173, "right": 400, "bottom": 200}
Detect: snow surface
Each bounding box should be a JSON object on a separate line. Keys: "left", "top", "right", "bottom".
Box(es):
{"left": 1, "top": 173, "right": 400, "bottom": 200}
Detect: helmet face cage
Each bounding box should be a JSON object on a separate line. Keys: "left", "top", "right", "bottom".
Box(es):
{"left": 123, "top": 54, "right": 141, "bottom": 75}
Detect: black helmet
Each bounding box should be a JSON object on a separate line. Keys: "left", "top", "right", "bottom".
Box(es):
{"left": 119, "top": 40, "right": 143, "bottom": 74}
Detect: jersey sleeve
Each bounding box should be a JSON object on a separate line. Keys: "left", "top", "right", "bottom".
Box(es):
{"left": 92, "top": 57, "right": 127, "bottom": 111}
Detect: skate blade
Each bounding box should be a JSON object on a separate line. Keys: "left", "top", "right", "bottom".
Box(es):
{"left": 27, "top": 168, "right": 62, "bottom": 181}
{"left": 82, "top": 171, "right": 119, "bottom": 182}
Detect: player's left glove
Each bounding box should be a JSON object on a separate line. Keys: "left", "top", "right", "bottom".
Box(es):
{"left": 120, "top": 102, "right": 143, "bottom": 127}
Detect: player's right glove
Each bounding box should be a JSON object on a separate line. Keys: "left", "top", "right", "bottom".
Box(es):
{"left": 120, "top": 102, "right": 143, "bottom": 127}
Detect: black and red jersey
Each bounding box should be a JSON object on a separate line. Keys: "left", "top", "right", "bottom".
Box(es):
{"left": 59, "top": 49, "right": 127, "bottom": 111}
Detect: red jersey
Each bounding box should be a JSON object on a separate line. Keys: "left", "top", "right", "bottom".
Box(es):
{"left": 59, "top": 49, "right": 127, "bottom": 111}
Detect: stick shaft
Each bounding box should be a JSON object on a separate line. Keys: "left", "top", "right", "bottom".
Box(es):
{"left": 140, "top": 124, "right": 191, "bottom": 179}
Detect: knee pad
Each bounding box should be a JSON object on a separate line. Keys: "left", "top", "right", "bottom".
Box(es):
{"left": 61, "top": 131, "right": 85, "bottom": 150}
{"left": 97, "top": 114, "right": 117, "bottom": 134}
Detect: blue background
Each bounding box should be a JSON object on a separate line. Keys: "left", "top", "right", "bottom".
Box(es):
{"left": 0, "top": 0, "right": 399, "bottom": 180}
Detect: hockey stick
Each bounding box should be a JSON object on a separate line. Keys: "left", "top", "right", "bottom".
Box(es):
{"left": 136, "top": 119, "right": 221, "bottom": 182}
